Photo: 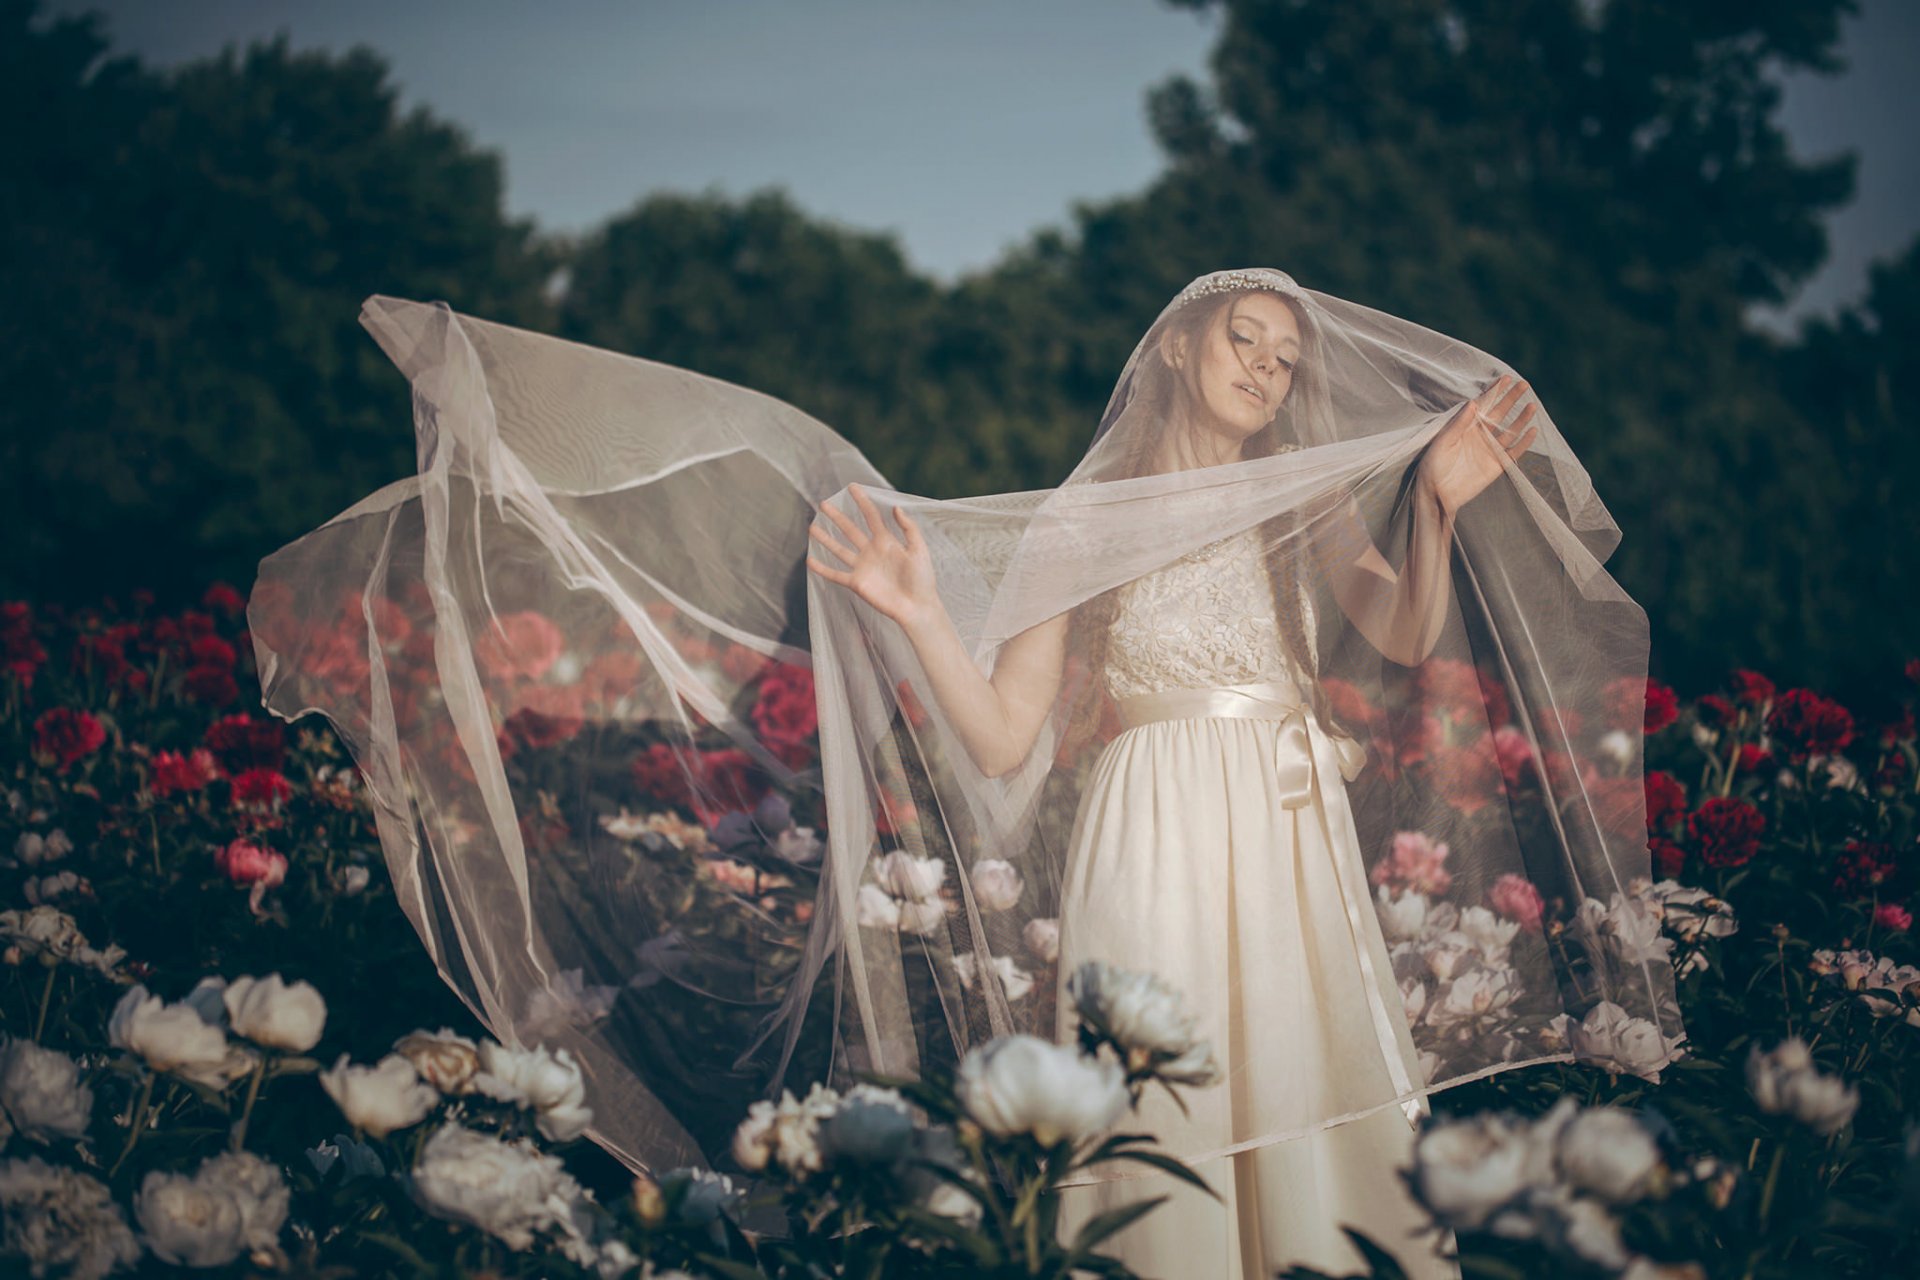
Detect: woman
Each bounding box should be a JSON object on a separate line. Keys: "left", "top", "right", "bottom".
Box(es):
{"left": 805, "top": 275, "right": 1531, "bottom": 1277}
{"left": 250, "top": 269, "right": 1685, "bottom": 1274}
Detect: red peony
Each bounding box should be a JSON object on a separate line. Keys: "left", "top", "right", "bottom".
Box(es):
{"left": 1832, "top": 840, "right": 1898, "bottom": 899}
{"left": 214, "top": 837, "right": 287, "bottom": 888}
{"left": 204, "top": 715, "right": 286, "bottom": 773}
{"left": 189, "top": 635, "right": 237, "bottom": 668}
{"left": 1730, "top": 669, "right": 1776, "bottom": 707}
{"left": 202, "top": 581, "right": 246, "bottom": 617}
{"left": 751, "top": 662, "right": 818, "bottom": 768}
{"left": 1735, "top": 743, "right": 1772, "bottom": 774}
{"left": 1488, "top": 874, "right": 1545, "bottom": 931}
{"left": 1644, "top": 771, "right": 1688, "bottom": 834}
{"left": 1766, "top": 688, "right": 1856, "bottom": 763}
{"left": 1643, "top": 681, "right": 1679, "bottom": 734}
{"left": 1874, "top": 902, "right": 1913, "bottom": 932}
{"left": 473, "top": 610, "right": 566, "bottom": 683}
{"left": 34, "top": 708, "right": 106, "bottom": 771}
{"left": 182, "top": 664, "right": 239, "bottom": 707}
{"left": 150, "top": 748, "right": 221, "bottom": 797}
{"left": 230, "top": 767, "right": 294, "bottom": 810}
{"left": 1695, "top": 694, "right": 1736, "bottom": 729}
{"left": 1426, "top": 738, "right": 1502, "bottom": 816}
{"left": 1650, "top": 835, "right": 1687, "bottom": 879}
{"left": 1688, "top": 797, "right": 1766, "bottom": 868}
{"left": 3, "top": 601, "right": 48, "bottom": 688}
{"left": 499, "top": 682, "right": 588, "bottom": 752}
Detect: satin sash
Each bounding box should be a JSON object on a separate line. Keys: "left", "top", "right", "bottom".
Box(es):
{"left": 1112, "top": 678, "right": 1428, "bottom": 1128}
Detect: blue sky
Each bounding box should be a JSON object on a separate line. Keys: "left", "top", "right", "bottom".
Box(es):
{"left": 44, "top": 0, "right": 1917, "bottom": 333}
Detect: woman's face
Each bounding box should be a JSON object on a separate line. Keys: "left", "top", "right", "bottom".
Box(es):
{"left": 1172, "top": 292, "right": 1302, "bottom": 441}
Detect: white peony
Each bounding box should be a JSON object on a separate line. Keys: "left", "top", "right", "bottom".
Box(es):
{"left": 874, "top": 851, "right": 945, "bottom": 900}
{"left": 23, "top": 870, "right": 85, "bottom": 905}
{"left": 407, "top": 1122, "right": 578, "bottom": 1250}
{"left": 472, "top": 1041, "right": 594, "bottom": 1143}
{"left": 107, "top": 985, "right": 257, "bottom": 1090}
{"left": 1, "top": 905, "right": 126, "bottom": 977}
{"left": 1409, "top": 1111, "right": 1537, "bottom": 1230}
{"left": 1555, "top": 1106, "right": 1663, "bottom": 1203}
{"left": 520, "top": 967, "right": 620, "bottom": 1041}
{"left": 1427, "top": 966, "right": 1520, "bottom": 1028}
{"left": 0, "top": 1034, "right": 94, "bottom": 1144}
{"left": 956, "top": 1034, "right": 1128, "bottom": 1146}
{"left": 856, "top": 882, "right": 902, "bottom": 930}
{"left": 1746, "top": 1037, "right": 1858, "bottom": 1136}
{"left": 192, "top": 1151, "right": 289, "bottom": 1252}
{"left": 1023, "top": 916, "right": 1060, "bottom": 964}
{"left": 392, "top": 1027, "right": 484, "bottom": 1095}
{"left": 134, "top": 1169, "right": 247, "bottom": 1267}
{"left": 954, "top": 951, "right": 1035, "bottom": 1003}
{"left": 223, "top": 973, "right": 327, "bottom": 1053}
{"left": 1596, "top": 729, "right": 1636, "bottom": 771}
{"left": 1458, "top": 906, "right": 1521, "bottom": 963}
{"left": 896, "top": 896, "right": 948, "bottom": 937}
{"left": 0, "top": 1155, "right": 143, "bottom": 1279}
{"left": 970, "top": 859, "right": 1024, "bottom": 912}
{"left": 730, "top": 1081, "right": 841, "bottom": 1179}
{"left": 318, "top": 1052, "right": 440, "bottom": 1138}
{"left": 1569, "top": 1001, "right": 1676, "bottom": 1079}
{"left": 1375, "top": 886, "right": 1430, "bottom": 941}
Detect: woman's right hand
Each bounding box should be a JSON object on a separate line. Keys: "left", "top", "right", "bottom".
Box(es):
{"left": 806, "top": 483, "right": 941, "bottom": 629}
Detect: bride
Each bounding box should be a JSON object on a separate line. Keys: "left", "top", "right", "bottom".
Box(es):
{"left": 250, "top": 268, "right": 1685, "bottom": 1279}
{"left": 805, "top": 274, "right": 1533, "bottom": 1277}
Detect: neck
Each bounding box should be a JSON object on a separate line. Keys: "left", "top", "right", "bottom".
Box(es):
{"left": 1154, "top": 410, "right": 1245, "bottom": 474}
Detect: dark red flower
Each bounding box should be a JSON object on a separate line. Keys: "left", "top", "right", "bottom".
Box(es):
{"left": 202, "top": 582, "right": 246, "bottom": 618}
{"left": 1832, "top": 840, "right": 1898, "bottom": 899}
{"left": 1695, "top": 694, "right": 1736, "bottom": 729}
{"left": 1878, "top": 705, "right": 1915, "bottom": 748}
{"left": 150, "top": 748, "right": 221, "bottom": 797}
{"left": 1730, "top": 669, "right": 1776, "bottom": 707}
{"left": 182, "top": 665, "right": 239, "bottom": 707}
{"left": 204, "top": 714, "right": 287, "bottom": 773}
{"left": 751, "top": 663, "right": 817, "bottom": 768}
{"left": 230, "top": 767, "right": 294, "bottom": 810}
{"left": 499, "top": 683, "right": 588, "bottom": 752}
{"left": 473, "top": 610, "right": 565, "bottom": 683}
{"left": 1688, "top": 796, "right": 1766, "bottom": 868}
{"left": 1643, "top": 681, "right": 1679, "bottom": 734}
{"left": 1766, "top": 689, "right": 1856, "bottom": 763}
{"left": 1644, "top": 771, "right": 1688, "bottom": 833}
{"left": 189, "top": 634, "right": 237, "bottom": 668}
{"left": 2, "top": 601, "right": 48, "bottom": 688}
{"left": 34, "top": 708, "right": 106, "bottom": 771}
{"left": 1650, "top": 836, "right": 1687, "bottom": 879}
{"left": 1736, "top": 743, "right": 1772, "bottom": 774}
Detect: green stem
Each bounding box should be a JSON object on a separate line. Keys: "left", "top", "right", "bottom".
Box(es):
{"left": 1754, "top": 1142, "right": 1787, "bottom": 1230}
{"left": 32, "top": 964, "right": 57, "bottom": 1042}
{"left": 110, "top": 1072, "right": 157, "bottom": 1179}
{"left": 229, "top": 1053, "right": 271, "bottom": 1151}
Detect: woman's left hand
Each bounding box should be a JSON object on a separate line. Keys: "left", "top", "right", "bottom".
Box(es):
{"left": 1418, "top": 373, "right": 1540, "bottom": 517}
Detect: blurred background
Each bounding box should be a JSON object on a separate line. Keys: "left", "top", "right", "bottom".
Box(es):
{"left": 3, "top": 0, "right": 1914, "bottom": 705}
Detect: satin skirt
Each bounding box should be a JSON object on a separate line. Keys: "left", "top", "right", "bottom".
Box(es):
{"left": 1049, "top": 708, "right": 1461, "bottom": 1280}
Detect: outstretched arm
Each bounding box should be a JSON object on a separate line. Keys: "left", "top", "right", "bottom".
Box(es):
{"left": 1312, "top": 374, "right": 1539, "bottom": 667}
{"left": 807, "top": 483, "right": 1068, "bottom": 780}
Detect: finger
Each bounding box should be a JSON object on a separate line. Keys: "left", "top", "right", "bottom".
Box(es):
{"left": 1507, "top": 420, "right": 1540, "bottom": 457}
{"left": 805, "top": 556, "right": 850, "bottom": 587}
{"left": 1492, "top": 377, "right": 1532, "bottom": 420}
{"left": 816, "top": 498, "right": 870, "bottom": 548}
{"left": 808, "top": 523, "right": 856, "bottom": 566}
{"left": 892, "top": 504, "right": 924, "bottom": 551}
{"left": 849, "top": 483, "right": 894, "bottom": 545}
{"left": 1495, "top": 402, "right": 1539, "bottom": 441}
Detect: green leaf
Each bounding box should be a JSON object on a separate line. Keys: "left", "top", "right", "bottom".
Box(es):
{"left": 1063, "top": 1195, "right": 1168, "bottom": 1259}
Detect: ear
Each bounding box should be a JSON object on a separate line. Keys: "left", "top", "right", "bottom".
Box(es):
{"left": 1156, "top": 329, "right": 1188, "bottom": 371}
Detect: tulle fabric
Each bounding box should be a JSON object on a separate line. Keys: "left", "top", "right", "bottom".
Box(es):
{"left": 247, "top": 271, "right": 1687, "bottom": 1187}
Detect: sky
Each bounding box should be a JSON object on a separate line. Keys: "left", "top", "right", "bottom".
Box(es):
{"left": 42, "top": 0, "right": 1918, "bottom": 334}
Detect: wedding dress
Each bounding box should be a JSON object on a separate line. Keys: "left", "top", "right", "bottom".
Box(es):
{"left": 1049, "top": 526, "right": 1459, "bottom": 1279}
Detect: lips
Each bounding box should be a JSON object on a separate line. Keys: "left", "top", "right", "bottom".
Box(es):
{"left": 1236, "top": 383, "right": 1265, "bottom": 404}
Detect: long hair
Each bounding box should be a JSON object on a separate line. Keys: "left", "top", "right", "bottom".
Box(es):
{"left": 1055, "top": 288, "right": 1341, "bottom": 762}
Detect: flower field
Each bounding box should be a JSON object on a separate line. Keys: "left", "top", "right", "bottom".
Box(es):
{"left": 1, "top": 587, "right": 1917, "bottom": 1278}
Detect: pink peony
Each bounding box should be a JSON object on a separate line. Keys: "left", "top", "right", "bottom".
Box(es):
{"left": 1873, "top": 902, "right": 1912, "bottom": 932}
{"left": 1488, "top": 874, "right": 1545, "bottom": 932}
{"left": 215, "top": 837, "right": 287, "bottom": 888}
{"left": 1370, "top": 830, "right": 1454, "bottom": 896}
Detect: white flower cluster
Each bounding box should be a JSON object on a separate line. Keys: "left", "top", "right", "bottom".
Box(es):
{"left": 1385, "top": 891, "right": 1525, "bottom": 1041}
{"left": 957, "top": 1034, "right": 1129, "bottom": 1148}
{"left": 4, "top": 828, "right": 74, "bottom": 868}
{"left": 954, "top": 950, "right": 1035, "bottom": 1003}
{"left": 1410, "top": 1097, "right": 1674, "bottom": 1276}
{"left": 0, "top": 1155, "right": 142, "bottom": 1280}
{"left": 109, "top": 973, "right": 324, "bottom": 1091}
{"left": 0, "top": 1035, "right": 94, "bottom": 1147}
{"left": 1066, "top": 959, "right": 1221, "bottom": 1086}
{"left": 1809, "top": 947, "right": 1920, "bottom": 1027}
{"left": 1746, "top": 1037, "right": 1860, "bottom": 1135}
{"left": 857, "top": 851, "right": 949, "bottom": 936}
{"left": 731, "top": 1080, "right": 913, "bottom": 1178}
{"left": 1, "top": 905, "right": 126, "bottom": 978}
{"left": 322, "top": 1029, "right": 594, "bottom": 1144}
{"left": 1631, "top": 880, "right": 1738, "bottom": 976}
{"left": 408, "top": 1122, "right": 638, "bottom": 1277}
{"left": 134, "top": 1149, "right": 289, "bottom": 1268}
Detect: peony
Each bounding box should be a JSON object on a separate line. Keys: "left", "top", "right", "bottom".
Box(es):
{"left": 393, "top": 1028, "right": 485, "bottom": 1095}
{"left": 955, "top": 1035, "right": 1128, "bottom": 1146}
{"left": 1375, "top": 886, "right": 1429, "bottom": 941}
{"left": 0, "top": 1155, "right": 143, "bottom": 1279}
{"left": 1067, "top": 961, "right": 1221, "bottom": 1086}
{"left": 1408, "top": 1111, "right": 1536, "bottom": 1230}
{"left": 108, "top": 985, "right": 256, "bottom": 1090}
{"left": 1427, "top": 966, "right": 1520, "bottom": 1027}
{"left": 1555, "top": 1107, "right": 1663, "bottom": 1203}
{"left": 1488, "top": 874, "right": 1545, "bottom": 932}
{"left": 318, "top": 1053, "right": 439, "bottom": 1139}
{"left": 1747, "top": 1037, "right": 1859, "bottom": 1135}
{"left": 1, "top": 905, "right": 127, "bottom": 977}
{"left": 213, "top": 837, "right": 287, "bottom": 888}
{"left": 407, "top": 1122, "right": 578, "bottom": 1250}
{"left": 223, "top": 973, "right": 327, "bottom": 1053}
{"left": 472, "top": 1041, "right": 594, "bottom": 1143}
{"left": 0, "top": 1035, "right": 94, "bottom": 1145}
{"left": 1371, "top": 830, "right": 1454, "bottom": 896}
{"left": 1687, "top": 796, "right": 1765, "bottom": 868}
{"left": 1023, "top": 916, "right": 1061, "bottom": 964}
{"left": 1458, "top": 905, "right": 1521, "bottom": 963}
{"left": 33, "top": 707, "right": 106, "bottom": 771}
{"left": 874, "top": 851, "right": 945, "bottom": 900}
{"left": 970, "top": 858, "right": 1024, "bottom": 912}
{"left": 896, "top": 896, "right": 948, "bottom": 937}
{"left": 730, "top": 1081, "right": 842, "bottom": 1179}
{"left": 856, "top": 883, "right": 902, "bottom": 930}
{"left": 191, "top": 1151, "right": 288, "bottom": 1253}
{"left": 1569, "top": 1001, "right": 1676, "bottom": 1079}
{"left": 953, "top": 951, "right": 1035, "bottom": 1003}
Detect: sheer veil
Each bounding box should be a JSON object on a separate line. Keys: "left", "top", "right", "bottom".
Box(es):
{"left": 248, "top": 269, "right": 1686, "bottom": 1182}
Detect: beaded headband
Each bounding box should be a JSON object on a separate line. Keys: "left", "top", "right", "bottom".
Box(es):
{"left": 1170, "top": 268, "right": 1300, "bottom": 312}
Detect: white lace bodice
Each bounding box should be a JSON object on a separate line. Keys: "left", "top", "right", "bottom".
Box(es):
{"left": 1103, "top": 526, "right": 1319, "bottom": 700}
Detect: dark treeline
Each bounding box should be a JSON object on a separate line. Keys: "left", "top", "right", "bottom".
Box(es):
{"left": 2, "top": 0, "right": 1911, "bottom": 705}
